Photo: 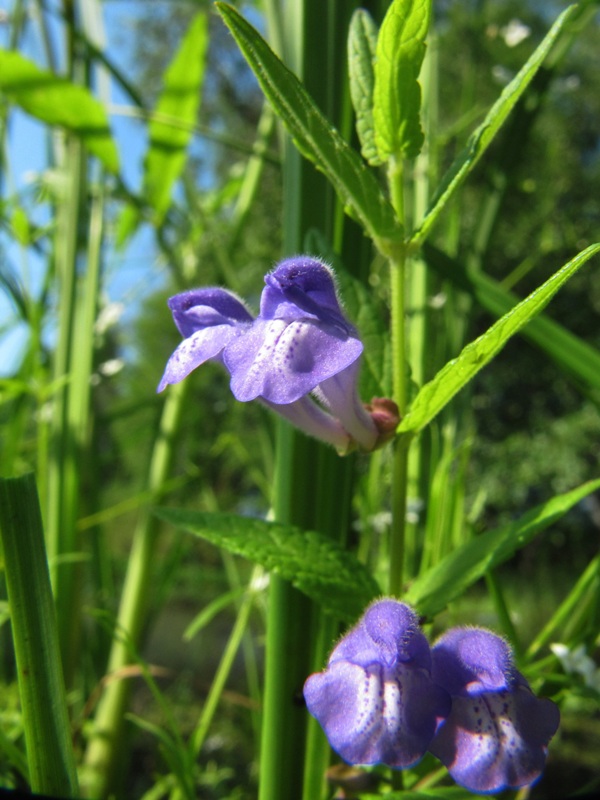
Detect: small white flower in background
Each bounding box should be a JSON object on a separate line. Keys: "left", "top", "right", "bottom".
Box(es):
{"left": 95, "top": 302, "right": 125, "bottom": 335}
{"left": 249, "top": 569, "right": 270, "bottom": 593}
{"left": 492, "top": 65, "right": 513, "bottom": 85}
{"left": 551, "top": 642, "right": 600, "bottom": 692}
{"left": 98, "top": 358, "right": 124, "bottom": 377}
{"left": 501, "top": 19, "right": 531, "bottom": 48}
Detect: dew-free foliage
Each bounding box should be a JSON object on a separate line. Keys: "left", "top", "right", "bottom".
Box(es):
{"left": 154, "top": 508, "right": 380, "bottom": 622}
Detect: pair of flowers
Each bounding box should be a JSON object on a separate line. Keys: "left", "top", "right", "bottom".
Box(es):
{"left": 304, "top": 599, "right": 560, "bottom": 794}
{"left": 158, "top": 257, "right": 398, "bottom": 452}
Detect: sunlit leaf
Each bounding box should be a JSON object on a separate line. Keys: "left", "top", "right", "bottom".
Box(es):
{"left": 348, "top": 9, "right": 381, "bottom": 166}
{"left": 0, "top": 50, "right": 119, "bottom": 172}
{"left": 373, "top": 0, "right": 431, "bottom": 162}
{"left": 397, "top": 243, "right": 600, "bottom": 435}
{"left": 216, "top": 2, "right": 402, "bottom": 253}
{"left": 143, "top": 13, "right": 208, "bottom": 222}
{"left": 424, "top": 242, "right": 600, "bottom": 394}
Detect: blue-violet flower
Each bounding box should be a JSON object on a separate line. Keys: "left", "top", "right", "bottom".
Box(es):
{"left": 303, "top": 599, "right": 451, "bottom": 768}
{"left": 429, "top": 627, "right": 560, "bottom": 793}
{"left": 158, "top": 257, "right": 399, "bottom": 453}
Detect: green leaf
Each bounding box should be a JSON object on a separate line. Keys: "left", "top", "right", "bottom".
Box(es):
{"left": 215, "top": 2, "right": 402, "bottom": 253}
{"left": 373, "top": 0, "right": 431, "bottom": 161}
{"left": 405, "top": 478, "right": 600, "bottom": 619}
{"left": 424, "top": 242, "right": 600, "bottom": 395}
{"left": 348, "top": 9, "right": 381, "bottom": 166}
{"left": 410, "top": 4, "right": 578, "bottom": 249}
{"left": 0, "top": 50, "right": 119, "bottom": 173}
{"left": 397, "top": 243, "right": 600, "bottom": 435}
{"left": 143, "top": 13, "right": 208, "bottom": 222}
{"left": 0, "top": 474, "right": 79, "bottom": 797}
{"left": 155, "top": 508, "right": 380, "bottom": 622}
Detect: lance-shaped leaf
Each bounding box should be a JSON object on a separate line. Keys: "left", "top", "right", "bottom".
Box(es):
{"left": 373, "top": 0, "right": 431, "bottom": 162}
{"left": 0, "top": 50, "right": 119, "bottom": 173}
{"left": 348, "top": 9, "right": 381, "bottom": 166}
{"left": 405, "top": 478, "right": 600, "bottom": 619}
{"left": 143, "top": 13, "right": 208, "bottom": 222}
{"left": 155, "top": 508, "right": 380, "bottom": 622}
{"left": 410, "top": 4, "right": 578, "bottom": 249}
{"left": 216, "top": 2, "right": 402, "bottom": 252}
{"left": 397, "top": 242, "right": 600, "bottom": 435}
{"left": 424, "top": 242, "right": 600, "bottom": 395}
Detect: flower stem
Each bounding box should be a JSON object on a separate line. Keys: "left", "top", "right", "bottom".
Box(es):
{"left": 388, "top": 153, "right": 410, "bottom": 596}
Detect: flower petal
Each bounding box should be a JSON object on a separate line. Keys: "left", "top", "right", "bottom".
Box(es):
{"left": 330, "top": 599, "right": 430, "bottom": 671}
{"left": 429, "top": 685, "right": 560, "bottom": 793}
{"left": 168, "top": 288, "right": 253, "bottom": 338}
{"left": 305, "top": 658, "right": 449, "bottom": 769}
{"left": 225, "top": 318, "right": 363, "bottom": 404}
{"left": 157, "top": 325, "right": 238, "bottom": 391}
{"left": 262, "top": 257, "right": 353, "bottom": 333}
{"left": 432, "top": 627, "right": 513, "bottom": 696}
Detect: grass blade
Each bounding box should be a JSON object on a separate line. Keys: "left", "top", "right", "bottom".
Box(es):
{"left": 0, "top": 474, "right": 79, "bottom": 797}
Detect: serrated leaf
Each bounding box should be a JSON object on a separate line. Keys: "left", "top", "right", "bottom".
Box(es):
{"left": 348, "top": 9, "right": 381, "bottom": 166}
{"left": 0, "top": 50, "right": 119, "bottom": 173}
{"left": 405, "top": 478, "right": 600, "bottom": 619}
{"left": 155, "top": 508, "right": 380, "bottom": 622}
{"left": 216, "top": 3, "right": 402, "bottom": 252}
{"left": 397, "top": 243, "right": 600, "bottom": 435}
{"left": 143, "top": 13, "right": 208, "bottom": 222}
{"left": 373, "top": 0, "right": 431, "bottom": 162}
{"left": 411, "top": 4, "right": 577, "bottom": 249}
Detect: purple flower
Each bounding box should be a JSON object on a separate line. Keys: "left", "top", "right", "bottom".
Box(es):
{"left": 157, "top": 288, "right": 253, "bottom": 392}
{"left": 158, "top": 257, "right": 399, "bottom": 452}
{"left": 429, "top": 627, "right": 560, "bottom": 793}
{"left": 303, "top": 599, "right": 451, "bottom": 768}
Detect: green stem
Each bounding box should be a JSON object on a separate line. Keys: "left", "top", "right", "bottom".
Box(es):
{"left": 0, "top": 474, "right": 79, "bottom": 797}
{"left": 189, "top": 568, "right": 262, "bottom": 758}
{"left": 389, "top": 240, "right": 409, "bottom": 596}
{"left": 82, "top": 380, "right": 188, "bottom": 798}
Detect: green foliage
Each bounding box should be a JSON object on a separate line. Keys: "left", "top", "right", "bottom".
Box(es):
{"left": 0, "top": 475, "right": 79, "bottom": 797}
{"left": 154, "top": 509, "right": 380, "bottom": 622}
{"left": 405, "top": 478, "right": 600, "bottom": 618}
{"left": 373, "top": 0, "right": 431, "bottom": 162}
{"left": 410, "top": 3, "right": 578, "bottom": 249}
{"left": 215, "top": 2, "right": 403, "bottom": 252}
{"left": 398, "top": 243, "right": 600, "bottom": 435}
{"left": 0, "top": 50, "right": 119, "bottom": 172}
{"left": 1, "top": 0, "right": 600, "bottom": 797}
{"left": 348, "top": 10, "right": 381, "bottom": 166}
{"left": 131, "top": 13, "right": 208, "bottom": 232}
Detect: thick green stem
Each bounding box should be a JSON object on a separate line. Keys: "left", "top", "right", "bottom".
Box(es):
{"left": 0, "top": 474, "right": 79, "bottom": 797}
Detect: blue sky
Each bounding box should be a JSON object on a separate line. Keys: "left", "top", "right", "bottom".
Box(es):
{"left": 0, "top": 0, "right": 174, "bottom": 375}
